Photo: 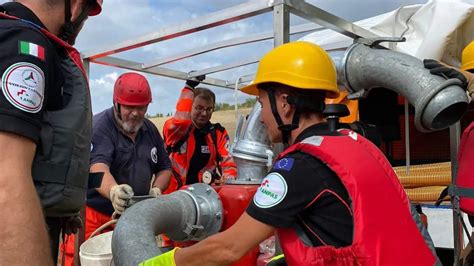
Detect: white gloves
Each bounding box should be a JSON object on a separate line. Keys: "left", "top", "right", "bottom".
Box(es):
{"left": 149, "top": 187, "right": 162, "bottom": 197}
{"left": 109, "top": 184, "right": 134, "bottom": 214}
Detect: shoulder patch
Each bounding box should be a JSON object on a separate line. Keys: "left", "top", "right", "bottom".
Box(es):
{"left": 2, "top": 62, "right": 45, "bottom": 113}
{"left": 273, "top": 157, "right": 295, "bottom": 171}
{"left": 272, "top": 157, "right": 294, "bottom": 171}
{"left": 19, "top": 41, "right": 45, "bottom": 61}
{"left": 253, "top": 172, "right": 288, "bottom": 208}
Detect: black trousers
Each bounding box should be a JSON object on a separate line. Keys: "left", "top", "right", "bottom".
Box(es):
{"left": 46, "top": 216, "right": 66, "bottom": 265}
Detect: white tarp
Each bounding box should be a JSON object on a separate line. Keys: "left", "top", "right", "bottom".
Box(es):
{"left": 300, "top": 0, "right": 474, "bottom": 67}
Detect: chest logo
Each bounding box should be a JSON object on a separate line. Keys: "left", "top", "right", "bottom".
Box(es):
{"left": 201, "top": 145, "right": 210, "bottom": 154}
{"left": 2, "top": 62, "right": 45, "bottom": 113}
{"left": 253, "top": 172, "right": 288, "bottom": 208}
{"left": 224, "top": 135, "right": 230, "bottom": 151}
{"left": 151, "top": 147, "right": 158, "bottom": 163}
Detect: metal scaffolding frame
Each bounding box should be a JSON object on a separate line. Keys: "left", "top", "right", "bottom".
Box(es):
{"left": 82, "top": 0, "right": 378, "bottom": 89}
{"left": 81, "top": 0, "right": 464, "bottom": 264}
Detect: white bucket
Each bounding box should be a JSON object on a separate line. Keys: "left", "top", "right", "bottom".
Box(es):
{"left": 79, "top": 231, "right": 114, "bottom": 266}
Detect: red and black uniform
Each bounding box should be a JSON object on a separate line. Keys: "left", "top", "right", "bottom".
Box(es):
{"left": 0, "top": 2, "right": 63, "bottom": 140}
{"left": 0, "top": 3, "right": 90, "bottom": 264}
{"left": 247, "top": 124, "right": 353, "bottom": 247}
{"left": 247, "top": 124, "right": 435, "bottom": 265}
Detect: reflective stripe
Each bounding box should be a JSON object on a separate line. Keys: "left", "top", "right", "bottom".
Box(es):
{"left": 174, "top": 110, "right": 189, "bottom": 120}
{"left": 170, "top": 159, "right": 186, "bottom": 177}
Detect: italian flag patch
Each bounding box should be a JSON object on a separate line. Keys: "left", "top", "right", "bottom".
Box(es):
{"left": 19, "top": 41, "right": 45, "bottom": 60}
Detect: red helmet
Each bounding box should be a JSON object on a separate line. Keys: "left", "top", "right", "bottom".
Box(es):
{"left": 113, "top": 73, "right": 152, "bottom": 106}
{"left": 88, "top": 0, "right": 103, "bottom": 16}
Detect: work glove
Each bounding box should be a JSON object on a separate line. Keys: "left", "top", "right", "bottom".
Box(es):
{"left": 109, "top": 184, "right": 134, "bottom": 214}
{"left": 139, "top": 247, "right": 179, "bottom": 266}
{"left": 423, "top": 59, "right": 474, "bottom": 101}
{"left": 185, "top": 74, "right": 206, "bottom": 89}
{"left": 149, "top": 187, "right": 162, "bottom": 197}
{"left": 63, "top": 215, "right": 83, "bottom": 235}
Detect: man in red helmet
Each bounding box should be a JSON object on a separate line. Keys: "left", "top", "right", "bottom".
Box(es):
{"left": 86, "top": 72, "right": 172, "bottom": 220}
{"left": 0, "top": 0, "right": 101, "bottom": 264}
{"left": 63, "top": 72, "right": 172, "bottom": 265}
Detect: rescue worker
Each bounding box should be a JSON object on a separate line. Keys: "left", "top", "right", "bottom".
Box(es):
{"left": 63, "top": 72, "right": 173, "bottom": 265}
{"left": 162, "top": 76, "right": 237, "bottom": 192}
{"left": 425, "top": 41, "right": 474, "bottom": 265}
{"left": 0, "top": 0, "right": 101, "bottom": 264}
{"left": 141, "top": 42, "right": 437, "bottom": 265}
{"left": 88, "top": 72, "right": 172, "bottom": 214}
{"left": 87, "top": 72, "right": 171, "bottom": 226}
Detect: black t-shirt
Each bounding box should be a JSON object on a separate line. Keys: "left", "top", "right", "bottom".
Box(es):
{"left": 0, "top": 2, "right": 63, "bottom": 143}
{"left": 246, "top": 123, "right": 354, "bottom": 247}
{"left": 186, "top": 125, "right": 211, "bottom": 184}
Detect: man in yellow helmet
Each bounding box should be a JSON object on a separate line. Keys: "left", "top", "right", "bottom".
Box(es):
{"left": 140, "top": 42, "right": 436, "bottom": 265}
{"left": 428, "top": 41, "right": 474, "bottom": 265}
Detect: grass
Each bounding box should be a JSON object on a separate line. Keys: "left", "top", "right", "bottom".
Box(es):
{"left": 150, "top": 108, "right": 252, "bottom": 142}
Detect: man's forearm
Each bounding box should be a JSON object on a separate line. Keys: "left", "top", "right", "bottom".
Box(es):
{"left": 91, "top": 163, "right": 117, "bottom": 199}
{"left": 0, "top": 174, "right": 52, "bottom": 265}
{"left": 153, "top": 169, "right": 172, "bottom": 191}
{"left": 0, "top": 132, "right": 52, "bottom": 265}
{"left": 175, "top": 234, "right": 240, "bottom": 266}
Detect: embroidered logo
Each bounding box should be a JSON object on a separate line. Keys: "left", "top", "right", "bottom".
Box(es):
{"left": 201, "top": 145, "right": 210, "bottom": 153}
{"left": 2, "top": 62, "right": 45, "bottom": 113}
{"left": 151, "top": 147, "right": 158, "bottom": 163}
{"left": 253, "top": 172, "right": 288, "bottom": 208}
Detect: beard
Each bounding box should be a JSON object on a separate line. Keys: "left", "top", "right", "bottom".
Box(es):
{"left": 119, "top": 120, "right": 143, "bottom": 134}
{"left": 114, "top": 111, "right": 144, "bottom": 134}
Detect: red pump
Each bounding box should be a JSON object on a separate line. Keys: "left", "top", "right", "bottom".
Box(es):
{"left": 215, "top": 184, "right": 260, "bottom": 266}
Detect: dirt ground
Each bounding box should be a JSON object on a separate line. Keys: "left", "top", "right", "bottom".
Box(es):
{"left": 150, "top": 108, "right": 252, "bottom": 142}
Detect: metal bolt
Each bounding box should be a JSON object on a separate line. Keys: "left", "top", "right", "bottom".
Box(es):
{"left": 206, "top": 188, "right": 212, "bottom": 194}
{"left": 187, "top": 187, "right": 194, "bottom": 192}
{"left": 215, "top": 213, "right": 221, "bottom": 220}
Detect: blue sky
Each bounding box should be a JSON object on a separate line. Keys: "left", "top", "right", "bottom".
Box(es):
{"left": 1, "top": 0, "right": 430, "bottom": 116}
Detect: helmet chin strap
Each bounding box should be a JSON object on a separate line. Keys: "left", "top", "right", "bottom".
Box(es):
{"left": 114, "top": 102, "right": 122, "bottom": 121}
{"left": 267, "top": 88, "right": 300, "bottom": 144}
{"left": 59, "top": 0, "right": 91, "bottom": 44}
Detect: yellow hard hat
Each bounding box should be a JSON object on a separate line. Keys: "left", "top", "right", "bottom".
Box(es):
{"left": 240, "top": 41, "right": 340, "bottom": 98}
{"left": 462, "top": 41, "right": 474, "bottom": 71}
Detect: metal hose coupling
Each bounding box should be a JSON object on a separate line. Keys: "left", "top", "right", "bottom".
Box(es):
{"left": 330, "top": 37, "right": 469, "bottom": 132}
{"left": 112, "top": 183, "right": 222, "bottom": 266}
{"left": 230, "top": 102, "right": 273, "bottom": 184}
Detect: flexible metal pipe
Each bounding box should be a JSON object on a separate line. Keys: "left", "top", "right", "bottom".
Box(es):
{"left": 112, "top": 184, "right": 222, "bottom": 266}
{"left": 330, "top": 43, "right": 469, "bottom": 132}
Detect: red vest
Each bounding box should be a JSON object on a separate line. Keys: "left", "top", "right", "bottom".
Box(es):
{"left": 457, "top": 122, "right": 474, "bottom": 215}
{"left": 276, "top": 129, "right": 435, "bottom": 266}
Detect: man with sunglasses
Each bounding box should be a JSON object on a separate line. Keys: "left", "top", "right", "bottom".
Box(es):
{"left": 163, "top": 76, "right": 237, "bottom": 193}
